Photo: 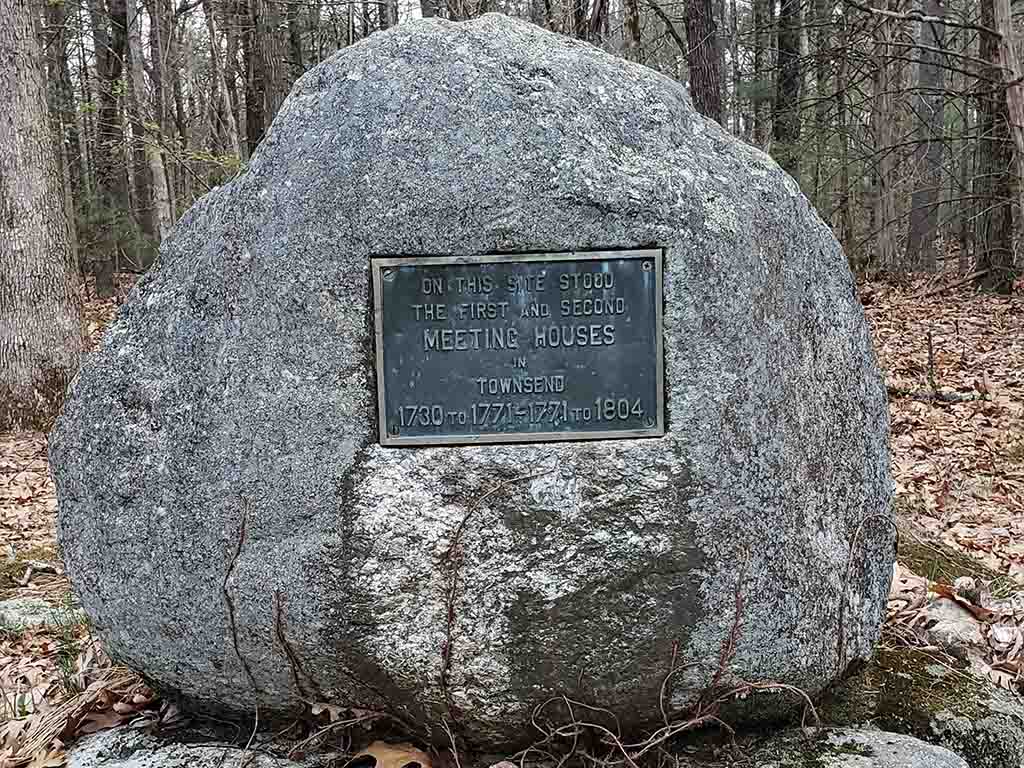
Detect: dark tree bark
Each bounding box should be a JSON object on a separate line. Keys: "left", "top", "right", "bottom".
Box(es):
{"left": 242, "top": 0, "right": 264, "bottom": 155}
{"left": 624, "top": 0, "right": 641, "bottom": 60}
{"left": 89, "top": 0, "right": 129, "bottom": 297}
{"left": 773, "top": 0, "right": 802, "bottom": 177}
{"left": 0, "top": 0, "right": 83, "bottom": 431}
{"left": 687, "top": 0, "right": 723, "bottom": 123}
{"left": 975, "top": 0, "right": 1016, "bottom": 293}
{"left": 287, "top": 0, "right": 305, "bottom": 76}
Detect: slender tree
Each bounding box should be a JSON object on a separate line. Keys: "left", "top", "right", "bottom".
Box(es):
{"left": 0, "top": 0, "right": 83, "bottom": 431}
{"left": 774, "top": 0, "right": 802, "bottom": 176}
{"left": 127, "top": 0, "right": 173, "bottom": 248}
{"left": 904, "top": 1, "right": 947, "bottom": 270}
{"left": 203, "top": 0, "right": 242, "bottom": 158}
{"left": 687, "top": 0, "right": 724, "bottom": 123}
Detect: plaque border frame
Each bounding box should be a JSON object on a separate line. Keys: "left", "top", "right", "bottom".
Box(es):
{"left": 371, "top": 248, "right": 666, "bottom": 447}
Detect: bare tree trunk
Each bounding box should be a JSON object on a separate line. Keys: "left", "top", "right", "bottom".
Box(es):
{"left": 904, "top": 0, "right": 946, "bottom": 271}
{"left": 0, "top": 0, "right": 83, "bottom": 431}
{"left": 730, "top": 0, "right": 740, "bottom": 134}
{"left": 75, "top": 2, "right": 94, "bottom": 202}
{"left": 44, "top": 0, "right": 83, "bottom": 209}
{"left": 89, "top": 0, "right": 129, "bottom": 297}
{"left": 959, "top": 105, "right": 975, "bottom": 272}
{"left": 995, "top": 0, "right": 1024, "bottom": 262}
{"left": 127, "top": 0, "right": 173, "bottom": 250}
{"left": 287, "top": 0, "right": 305, "bottom": 74}
{"left": 687, "top": 0, "right": 723, "bottom": 123}
{"left": 975, "top": 0, "right": 1016, "bottom": 292}
{"left": 752, "top": 0, "right": 769, "bottom": 147}
{"left": 812, "top": 0, "right": 830, "bottom": 208}
{"left": 128, "top": 75, "right": 157, "bottom": 267}
{"left": 836, "top": 8, "right": 853, "bottom": 252}
{"left": 624, "top": 0, "right": 641, "bottom": 60}
{"left": 242, "top": 0, "right": 265, "bottom": 154}
{"left": 773, "top": 0, "right": 801, "bottom": 177}
{"left": 203, "top": 0, "right": 242, "bottom": 158}
{"left": 871, "top": 10, "right": 898, "bottom": 270}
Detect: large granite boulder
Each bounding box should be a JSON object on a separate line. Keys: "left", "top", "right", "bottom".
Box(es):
{"left": 50, "top": 13, "right": 893, "bottom": 749}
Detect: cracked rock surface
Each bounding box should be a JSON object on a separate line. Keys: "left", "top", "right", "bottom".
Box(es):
{"left": 50, "top": 13, "right": 892, "bottom": 749}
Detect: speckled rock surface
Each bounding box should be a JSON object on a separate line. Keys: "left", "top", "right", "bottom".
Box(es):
{"left": 750, "top": 728, "right": 968, "bottom": 767}
{"left": 50, "top": 13, "right": 893, "bottom": 749}
{"left": 67, "top": 729, "right": 312, "bottom": 768}
{"left": 0, "top": 597, "right": 85, "bottom": 630}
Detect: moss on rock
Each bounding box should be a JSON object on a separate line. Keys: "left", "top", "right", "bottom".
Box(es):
{"left": 817, "top": 643, "right": 1024, "bottom": 767}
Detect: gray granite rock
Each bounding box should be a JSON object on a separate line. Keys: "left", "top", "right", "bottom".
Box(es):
{"left": 50, "top": 13, "right": 893, "bottom": 749}
{"left": 0, "top": 596, "right": 85, "bottom": 630}
{"left": 751, "top": 728, "right": 968, "bottom": 768}
{"left": 67, "top": 729, "right": 310, "bottom": 768}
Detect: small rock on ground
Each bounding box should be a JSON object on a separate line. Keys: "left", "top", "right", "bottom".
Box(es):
{"left": 0, "top": 597, "right": 85, "bottom": 630}
{"left": 750, "top": 728, "right": 967, "bottom": 767}
{"left": 817, "top": 645, "right": 1024, "bottom": 767}
{"left": 67, "top": 728, "right": 316, "bottom": 768}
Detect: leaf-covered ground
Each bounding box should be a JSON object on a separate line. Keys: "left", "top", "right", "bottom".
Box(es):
{"left": 1, "top": 278, "right": 1022, "bottom": 765}
{"left": 865, "top": 282, "right": 1024, "bottom": 579}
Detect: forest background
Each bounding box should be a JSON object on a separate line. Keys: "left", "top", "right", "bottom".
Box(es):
{"left": 11, "top": 0, "right": 1024, "bottom": 295}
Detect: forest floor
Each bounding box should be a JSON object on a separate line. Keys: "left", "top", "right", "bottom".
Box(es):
{"left": 0, "top": 276, "right": 1023, "bottom": 765}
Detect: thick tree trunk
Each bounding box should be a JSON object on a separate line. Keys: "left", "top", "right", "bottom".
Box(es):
{"left": 686, "top": 0, "right": 723, "bottom": 123}
{"left": 127, "top": 0, "right": 173, "bottom": 251}
{"left": 975, "top": 0, "right": 1016, "bottom": 292}
{"left": 0, "top": 0, "right": 83, "bottom": 431}
{"left": 904, "top": 0, "right": 947, "bottom": 271}
{"left": 773, "top": 0, "right": 801, "bottom": 177}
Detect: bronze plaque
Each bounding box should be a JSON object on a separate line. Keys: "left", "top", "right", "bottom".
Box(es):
{"left": 372, "top": 249, "right": 665, "bottom": 446}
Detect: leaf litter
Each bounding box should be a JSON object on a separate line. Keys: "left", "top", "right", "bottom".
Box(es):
{"left": 0, "top": 279, "right": 1021, "bottom": 766}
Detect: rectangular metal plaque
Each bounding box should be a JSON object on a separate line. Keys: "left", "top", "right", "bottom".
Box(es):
{"left": 372, "top": 248, "right": 665, "bottom": 447}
